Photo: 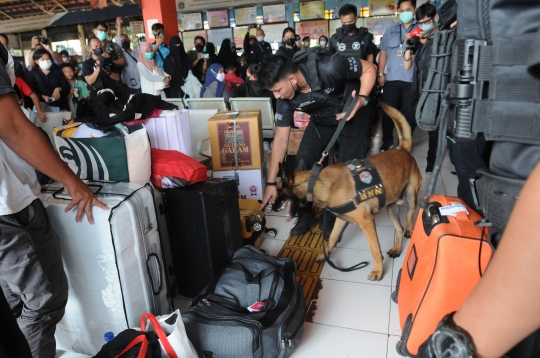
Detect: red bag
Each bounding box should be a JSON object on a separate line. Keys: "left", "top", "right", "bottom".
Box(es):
{"left": 151, "top": 149, "right": 208, "bottom": 191}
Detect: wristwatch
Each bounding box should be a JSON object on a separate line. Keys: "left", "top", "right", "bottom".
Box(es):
{"left": 377, "top": 72, "right": 386, "bottom": 77}
{"left": 358, "top": 95, "right": 370, "bottom": 107}
{"left": 266, "top": 182, "right": 278, "bottom": 186}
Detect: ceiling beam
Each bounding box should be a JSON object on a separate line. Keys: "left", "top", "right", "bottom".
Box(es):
{"left": 0, "top": 9, "right": 14, "bottom": 19}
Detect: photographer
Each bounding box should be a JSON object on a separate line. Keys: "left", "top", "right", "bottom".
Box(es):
{"left": 403, "top": 3, "right": 438, "bottom": 172}
{"left": 27, "top": 35, "right": 61, "bottom": 70}
{"left": 82, "top": 37, "right": 123, "bottom": 98}
{"left": 92, "top": 22, "right": 126, "bottom": 84}
{"left": 187, "top": 36, "right": 210, "bottom": 84}
{"left": 243, "top": 25, "right": 272, "bottom": 64}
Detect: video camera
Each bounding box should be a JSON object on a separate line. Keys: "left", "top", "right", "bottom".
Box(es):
{"left": 406, "top": 27, "right": 423, "bottom": 54}
{"left": 93, "top": 48, "right": 114, "bottom": 71}
{"left": 38, "top": 35, "right": 50, "bottom": 45}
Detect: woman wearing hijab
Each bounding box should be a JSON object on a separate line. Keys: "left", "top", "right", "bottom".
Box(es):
{"left": 164, "top": 36, "right": 191, "bottom": 98}
{"left": 216, "top": 39, "right": 238, "bottom": 69}
{"left": 275, "top": 27, "right": 300, "bottom": 60}
{"left": 137, "top": 42, "right": 171, "bottom": 98}
{"left": 200, "top": 62, "right": 227, "bottom": 99}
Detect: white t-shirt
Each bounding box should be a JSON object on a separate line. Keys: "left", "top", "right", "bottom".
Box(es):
{"left": 0, "top": 58, "right": 40, "bottom": 215}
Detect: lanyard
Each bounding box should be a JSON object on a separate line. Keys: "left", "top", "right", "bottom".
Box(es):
{"left": 399, "top": 23, "right": 417, "bottom": 47}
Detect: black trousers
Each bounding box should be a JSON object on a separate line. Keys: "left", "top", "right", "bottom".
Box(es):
{"left": 380, "top": 80, "right": 416, "bottom": 143}
{"left": 294, "top": 107, "right": 372, "bottom": 169}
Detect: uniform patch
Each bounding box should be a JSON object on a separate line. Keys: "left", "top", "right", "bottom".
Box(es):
{"left": 359, "top": 171, "right": 373, "bottom": 184}
{"left": 352, "top": 41, "right": 361, "bottom": 50}
{"left": 346, "top": 164, "right": 356, "bottom": 171}
{"left": 276, "top": 113, "right": 283, "bottom": 121}
{"left": 338, "top": 43, "right": 346, "bottom": 52}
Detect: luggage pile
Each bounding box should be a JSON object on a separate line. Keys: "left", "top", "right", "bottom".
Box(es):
{"left": 37, "top": 98, "right": 299, "bottom": 357}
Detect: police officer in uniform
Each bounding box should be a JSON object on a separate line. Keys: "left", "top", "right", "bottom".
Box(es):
{"left": 257, "top": 53, "right": 376, "bottom": 236}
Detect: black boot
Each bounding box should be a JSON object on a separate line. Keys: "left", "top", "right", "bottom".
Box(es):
{"left": 320, "top": 210, "right": 337, "bottom": 241}
{"left": 290, "top": 205, "right": 318, "bottom": 236}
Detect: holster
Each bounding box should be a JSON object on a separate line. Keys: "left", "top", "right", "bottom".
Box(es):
{"left": 474, "top": 169, "right": 525, "bottom": 231}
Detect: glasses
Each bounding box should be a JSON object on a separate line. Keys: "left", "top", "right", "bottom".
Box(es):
{"left": 417, "top": 18, "right": 432, "bottom": 25}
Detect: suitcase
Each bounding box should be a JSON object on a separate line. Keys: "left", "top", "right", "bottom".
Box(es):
{"left": 239, "top": 199, "right": 277, "bottom": 248}
{"left": 35, "top": 111, "right": 73, "bottom": 143}
{"left": 183, "top": 246, "right": 306, "bottom": 358}
{"left": 39, "top": 182, "right": 171, "bottom": 355}
{"left": 145, "top": 109, "right": 193, "bottom": 157}
{"left": 393, "top": 194, "right": 492, "bottom": 356}
{"left": 164, "top": 178, "right": 243, "bottom": 298}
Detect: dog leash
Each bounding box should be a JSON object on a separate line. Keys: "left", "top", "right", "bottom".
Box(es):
{"left": 306, "top": 95, "right": 358, "bottom": 202}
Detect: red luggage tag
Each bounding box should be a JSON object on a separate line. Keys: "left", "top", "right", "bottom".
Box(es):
{"left": 247, "top": 301, "right": 267, "bottom": 312}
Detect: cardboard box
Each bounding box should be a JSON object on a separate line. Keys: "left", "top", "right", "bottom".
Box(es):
{"left": 213, "top": 166, "right": 267, "bottom": 201}
{"left": 208, "top": 110, "right": 264, "bottom": 171}
{"left": 287, "top": 128, "right": 305, "bottom": 155}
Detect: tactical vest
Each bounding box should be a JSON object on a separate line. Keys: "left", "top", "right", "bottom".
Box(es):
{"left": 332, "top": 27, "right": 373, "bottom": 60}
{"left": 289, "top": 49, "right": 360, "bottom": 127}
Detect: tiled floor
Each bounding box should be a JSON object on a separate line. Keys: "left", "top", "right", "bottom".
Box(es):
{"left": 174, "top": 126, "right": 457, "bottom": 358}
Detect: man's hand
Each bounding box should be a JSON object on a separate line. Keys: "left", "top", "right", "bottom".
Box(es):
{"left": 259, "top": 186, "right": 277, "bottom": 211}
{"left": 37, "top": 110, "right": 47, "bottom": 123}
{"left": 63, "top": 179, "right": 108, "bottom": 224}
{"left": 164, "top": 76, "right": 171, "bottom": 85}
{"left": 116, "top": 17, "right": 123, "bottom": 29}
{"left": 155, "top": 35, "right": 164, "bottom": 47}
{"left": 377, "top": 74, "right": 386, "bottom": 87}
{"left": 336, "top": 90, "right": 363, "bottom": 121}
{"left": 52, "top": 87, "right": 62, "bottom": 100}
{"left": 31, "top": 36, "right": 40, "bottom": 48}
{"left": 42, "top": 95, "right": 51, "bottom": 103}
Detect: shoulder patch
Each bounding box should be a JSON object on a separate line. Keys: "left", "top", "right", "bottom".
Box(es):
{"left": 352, "top": 42, "right": 361, "bottom": 50}
{"left": 338, "top": 43, "right": 346, "bottom": 52}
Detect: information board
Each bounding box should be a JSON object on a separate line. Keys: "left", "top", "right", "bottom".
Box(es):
{"left": 234, "top": 6, "right": 257, "bottom": 26}
{"left": 299, "top": 1, "right": 325, "bottom": 20}
{"left": 369, "top": 0, "right": 397, "bottom": 16}
{"left": 365, "top": 16, "right": 399, "bottom": 36}
{"left": 183, "top": 30, "right": 207, "bottom": 51}
{"left": 263, "top": 4, "right": 286, "bottom": 23}
{"left": 233, "top": 26, "right": 256, "bottom": 49}
{"left": 181, "top": 12, "right": 203, "bottom": 30}
{"left": 261, "top": 23, "right": 288, "bottom": 44}
{"left": 207, "top": 28, "right": 233, "bottom": 46}
{"left": 295, "top": 20, "right": 329, "bottom": 41}
{"left": 207, "top": 9, "right": 229, "bottom": 28}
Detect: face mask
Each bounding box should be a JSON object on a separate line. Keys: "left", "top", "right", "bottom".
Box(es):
{"left": 285, "top": 38, "right": 296, "bottom": 47}
{"left": 216, "top": 73, "right": 225, "bottom": 82}
{"left": 295, "top": 40, "right": 301, "bottom": 46}
{"left": 122, "top": 41, "right": 131, "bottom": 50}
{"left": 303, "top": 42, "right": 310, "bottom": 47}
{"left": 96, "top": 30, "right": 107, "bottom": 41}
{"left": 256, "top": 36, "right": 264, "bottom": 42}
{"left": 39, "top": 60, "right": 52, "bottom": 71}
{"left": 399, "top": 11, "right": 414, "bottom": 24}
{"left": 195, "top": 44, "right": 204, "bottom": 52}
{"left": 319, "top": 41, "right": 327, "bottom": 47}
{"left": 342, "top": 24, "right": 356, "bottom": 33}
{"left": 420, "top": 22, "right": 434, "bottom": 32}
{"left": 62, "top": 57, "right": 69, "bottom": 63}
{"left": 145, "top": 53, "right": 154, "bottom": 60}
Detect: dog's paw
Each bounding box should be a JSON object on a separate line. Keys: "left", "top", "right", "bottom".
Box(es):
{"left": 315, "top": 253, "right": 325, "bottom": 263}
{"left": 368, "top": 270, "right": 383, "bottom": 281}
{"left": 404, "top": 230, "right": 413, "bottom": 238}
{"left": 387, "top": 248, "right": 402, "bottom": 258}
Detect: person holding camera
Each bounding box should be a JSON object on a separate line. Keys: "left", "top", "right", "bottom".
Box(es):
{"left": 82, "top": 37, "right": 123, "bottom": 98}
{"left": 28, "top": 49, "right": 70, "bottom": 121}
{"left": 187, "top": 36, "right": 210, "bottom": 84}
{"left": 244, "top": 25, "right": 272, "bottom": 64}
{"left": 92, "top": 22, "right": 126, "bottom": 85}
{"left": 150, "top": 23, "right": 170, "bottom": 71}
{"left": 27, "top": 35, "right": 61, "bottom": 70}
{"left": 402, "top": 3, "right": 438, "bottom": 172}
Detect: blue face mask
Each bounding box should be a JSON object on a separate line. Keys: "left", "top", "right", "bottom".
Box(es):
{"left": 96, "top": 30, "right": 107, "bottom": 41}
{"left": 399, "top": 11, "right": 414, "bottom": 24}
{"left": 145, "top": 53, "right": 154, "bottom": 60}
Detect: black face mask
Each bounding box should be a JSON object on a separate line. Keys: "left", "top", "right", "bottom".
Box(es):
{"left": 342, "top": 24, "right": 357, "bottom": 33}
{"left": 195, "top": 44, "right": 204, "bottom": 52}
{"left": 122, "top": 41, "right": 130, "bottom": 50}
{"left": 93, "top": 48, "right": 103, "bottom": 56}
{"left": 285, "top": 38, "right": 296, "bottom": 47}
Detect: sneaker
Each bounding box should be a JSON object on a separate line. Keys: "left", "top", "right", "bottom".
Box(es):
{"left": 290, "top": 207, "right": 319, "bottom": 236}
{"left": 380, "top": 140, "right": 394, "bottom": 152}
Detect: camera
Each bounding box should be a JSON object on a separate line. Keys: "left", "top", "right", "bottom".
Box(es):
{"left": 157, "top": 31, "right": 164, "bottom": 38}
{"left": 200, "top": 53, "right": 209, "bottom": 59}
{"left": 93, "top": 48, "right": 113, "bottom": 70}
{"left": 103, "top": 42, "right": 119, "bottom": 61}
{"left": 406, "top": 36, "right": 421, "bottom": 54}
{"left": 38, "top": 35, "right": 50, "bottom": 45}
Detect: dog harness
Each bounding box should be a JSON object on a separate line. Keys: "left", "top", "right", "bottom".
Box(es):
{"left": 327, "top": 158, "right": 386, "bottom": 215}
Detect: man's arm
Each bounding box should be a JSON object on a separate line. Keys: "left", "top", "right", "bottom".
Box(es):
{"left": 259, "top": 125, "right": 290, "bottom": 210}
{"left": 327, "top": 36, "right": 336, "bottom": 54}
{"left": 336, "top": 59, "right": 377, "bottom": 121}
{"left": 0, "top": 93, "right": 107, "bottom": 222}
{"left": 377, "top": 50, "right": 388, "bottom": 86}
{"left": 84, "top": 63, "right": 100, "bottom": 86}
{"left": 29, "top": 92, "right": 47, "bottom": 123}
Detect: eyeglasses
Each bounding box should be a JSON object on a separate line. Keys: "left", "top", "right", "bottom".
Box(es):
{"left": 417, "top": 18, "right": 433, "bottom": 25}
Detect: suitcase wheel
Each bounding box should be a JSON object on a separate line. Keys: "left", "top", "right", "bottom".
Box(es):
{"left": 391, "top": 269, "right": 402, "bottom": 304}
{"left": 264, "top": 204, "right": 273, "bottom": 213}
{"left": 265, "top": 228, "right": 277, "bottom": 239}
{"left": 396, "top": 339, "right": 408, "bottom": 357}
{"left": 253, "top": 222, "right": 263, "bottom": 232}
{"left": 391, "top": 289, "right": 398, "bottom": 304}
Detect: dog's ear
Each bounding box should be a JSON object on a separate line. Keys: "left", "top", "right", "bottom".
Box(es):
{"left": 295, "top": 159, "right": 307, "bottom": 172}
{"left": 279, "top": 162, "right": 288, "bottom": 186}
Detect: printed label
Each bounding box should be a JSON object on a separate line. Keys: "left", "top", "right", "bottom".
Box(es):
{"left": 247, "top": 301, "right": 267, "bottom": 312}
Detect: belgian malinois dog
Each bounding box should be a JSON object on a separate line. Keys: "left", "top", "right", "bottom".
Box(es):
{"left": 278, "top": 103, "right": 422, "bottom": 281}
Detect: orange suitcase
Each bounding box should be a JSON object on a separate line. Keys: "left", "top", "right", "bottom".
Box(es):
{"left": 393, "top": 194, "right": 492, "bottom": 356}
{"left": 238, "top": 199, "right": 277, "bottom": 248}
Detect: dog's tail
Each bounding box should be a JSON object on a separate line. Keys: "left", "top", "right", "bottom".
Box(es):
{"left": 379, "top": 102, "right": 412, "bottom": 153}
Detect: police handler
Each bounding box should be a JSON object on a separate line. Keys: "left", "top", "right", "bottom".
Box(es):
{"left": 257, "top": 52, "right": 376, "bottom": 236}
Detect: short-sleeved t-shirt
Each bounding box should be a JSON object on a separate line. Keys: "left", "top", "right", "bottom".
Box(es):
{"left": 378, "top": 22, "right": 418, "bottom": 82}
{"left": 276, "top": 54, "right": 363, "bottom": 127}
{"left": 82, "top": 58, "right": 119, "bottom": 94}
{"left": 0, "top": 59, "right": 41, "bottom": 215}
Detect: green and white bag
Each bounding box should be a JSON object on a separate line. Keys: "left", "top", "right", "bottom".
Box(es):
{"left": 54, "top": 123, "right": 151, "bottom": 184}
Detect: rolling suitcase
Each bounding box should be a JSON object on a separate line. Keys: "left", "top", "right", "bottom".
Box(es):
{"left": 393, "top": 194, "right": 492, "bottom": 357}
{"left": 39, "top": 182, "right": 171, "bottom": 355}
{"left": 239, "top": 199, "right": 277, "bottom": 248}
{"left": 164, "top": 178, "right": 243, "bottom": 298}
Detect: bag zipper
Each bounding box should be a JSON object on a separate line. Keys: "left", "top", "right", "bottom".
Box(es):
{"left": 279, "top": 285, "right": 303, "bottom": 352}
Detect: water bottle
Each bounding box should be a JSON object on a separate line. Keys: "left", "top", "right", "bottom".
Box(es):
{"left": 104, "top": 332, "right": 114, "bottom": 343}
{"left": 263, "top": 141, "right": 270, "bottom": 152}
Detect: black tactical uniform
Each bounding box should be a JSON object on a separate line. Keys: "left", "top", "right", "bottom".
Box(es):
{"left": 327, "top": 27, "right": 374, "bottom": 60}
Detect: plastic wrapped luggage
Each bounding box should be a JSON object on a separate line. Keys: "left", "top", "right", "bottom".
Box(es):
{"left": 239, "top": 199, "right": 276, "bottom": 248}
{"left": 183, "top": 246, "right": 306, "bottom": 358}
{"left": 164, "top": 178, "right": 243, "bottom": 297}
{"left": 39, "top": 182, "right": 171, "bottom": 355}
{"left": 145, "top": 109, "right": 193, "bottom": 157}
{"left": 392, "top": 194, "right": 492, "bottom": 356}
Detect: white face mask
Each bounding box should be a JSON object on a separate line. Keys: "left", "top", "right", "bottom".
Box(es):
{"left": 295, "top": 40, "right": 301, "bottom": 46}
{"left": 319, "top": 41, "right": 327, "bottom": 46}
{"left": 62, "top": 57, "right": 69, "bottom": 63}
{"left": 420, "top": 22, "right": 434, "bottom": 33}
{"left": 39, "top": 60, "right": 52, "bottom": 70}
{"left": 256, "top": 36, "right": 264, "bottom": 42}
{"left": 216, "top": 72, "right": 225, "bottom": 82}
{"left": 303, "top": 41, "right": 310, "bottom": 47}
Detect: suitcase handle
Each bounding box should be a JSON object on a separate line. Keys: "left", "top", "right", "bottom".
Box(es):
{"left": 146, "top": 253, "right": 163, "bottom": 295}
{"left": 52, "top": 184, "right": 103, "bottom": 200}
{"left": 422, "top": 202, "right": 450, "bottom": 236}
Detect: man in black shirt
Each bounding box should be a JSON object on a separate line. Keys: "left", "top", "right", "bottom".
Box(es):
{"left": 258, "top": 52, "right": 376, "bottom": 235}
{"left": 244, "top": 25, "right": 273, "bottom": 64}
{"left": 82, "top": 37, "right": 123, "bottom": 98}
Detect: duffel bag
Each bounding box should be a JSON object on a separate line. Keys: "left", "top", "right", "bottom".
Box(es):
{"left": 183, "top": 246, "right": 306, "bottom": 358}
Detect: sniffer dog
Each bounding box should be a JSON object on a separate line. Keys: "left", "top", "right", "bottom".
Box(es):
{"left": 278, "top": 103, "right": 422, "bottom": 281}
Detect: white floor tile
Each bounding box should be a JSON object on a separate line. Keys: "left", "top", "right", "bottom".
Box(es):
{"left": 419, "top": 176, "right": 445, "bottom": 193}
{"left": 391, "top": 237, "right": 411, "bottom": 289}
{"left": 173, "top": 298, "right": 192, "bottom": 314}
{"left": 291, "top": 323, "right": 388, "bottom": 358}
{"left": 389, "top": 299, "right": 402, "bottom": 337}
{"left": 259, "top": 238, "right": 286, "bottom": 257}
{"left": 337, "top": 225, "right": 396, "bottom": 253}
{"left": 265, "top": 215, "right": 296, "bottom": 241}
{"left": 387, "top": 335, "right": 404, "bottom": 358}
{"left": 310, "top": 279, "right": 391, "bottom": 334}
{"left": 320, "top": 247, "right": 394, "bottom": 286}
